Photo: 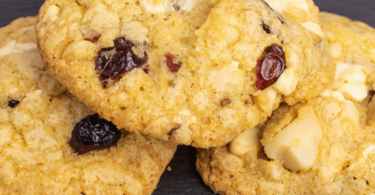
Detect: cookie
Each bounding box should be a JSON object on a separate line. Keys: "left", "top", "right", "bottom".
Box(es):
{"left": 36, "top": 0, "right": 333, "bottom": 147}
{"left": 0, "top": 17, "right": 176, "bottom": 195}
{"left": 320, "top": 12, "right": 375, "bottom": 103}
{"left": 196, "top": 13, "right": 375, "bottom": 195}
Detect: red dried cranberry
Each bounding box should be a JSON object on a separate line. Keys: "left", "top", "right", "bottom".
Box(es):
{"left": 95, "top": 37, "right": 148, "bottom": 88}
{"left": 69, "top": 114, "right": 121, "bottom": 155}
{"left": 85, "top": 34, "right": 101, "bottom": 43}
{"left": 142, "top": 65, "right": 150, "bottom": 74}
{"left": 256, "top": 44, "right": 286, "bottom": 90}
{"left": 8, "top": 100, "right": 20, "bottom": 108}
{"left": 165, "top": 53, "right": 182, "bottom": 73}
{"left": 262, "top": 22, "right": 271, "bottom": 34}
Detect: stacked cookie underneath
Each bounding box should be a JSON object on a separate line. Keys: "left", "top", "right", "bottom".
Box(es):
{"left": 0, "top": 17, "right": 176, "bottom": 195}
{"left": 197, "top": 12, "right": 375, "bottom": 195}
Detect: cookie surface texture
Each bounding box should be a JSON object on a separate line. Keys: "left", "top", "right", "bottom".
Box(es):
{"left": 36, "top": 0, "right": 334, "bottom": 147}
{"left": 196, "top": 13, "right": 375, "bottom": 195}
{"left": 0, "top": 17, "right": 176, "bottom": 195}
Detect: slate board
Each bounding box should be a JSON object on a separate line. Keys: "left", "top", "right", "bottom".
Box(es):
{"left": 0, "top": 0, "right": 374, "bottom": 194}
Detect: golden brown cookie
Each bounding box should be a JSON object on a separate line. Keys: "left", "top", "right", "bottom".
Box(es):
{"left": 0, "top": 17, "right": 176, "bottom": 195}
{"left": 36, "top": 0, "right": 333, "bottom": 147}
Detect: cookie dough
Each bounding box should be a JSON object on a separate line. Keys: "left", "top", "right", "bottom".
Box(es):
{"left": 36, "top": 0, "right": 333, "bottom": 147}
{"left": 196, "top": 13, "right": 375, "bottom": 194}
{"left": 0, "top": 17, "right": 176, "bottom": 195}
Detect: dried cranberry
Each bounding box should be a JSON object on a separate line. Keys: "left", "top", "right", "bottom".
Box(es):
{"left": 8, "top": 100, "right": 20, "bottom": 108}
{"left": 95, "top": 37, "right": 148, "bottom": 88}
{"left": 262, "top": 23, "right": 271, "bottom": 34}
{"left": 69, "top": 114, "right": 121, "bottom": 155}
{"left": 85, "top": 34, "right": 101, "bottom": 43}
{"left": 165, "top": 53, "right": 182, "bottom": 73}
{"left": 142, "top": 65, "right": 150, "bottom": 74}
{"left": 256, "top": 44, "right": 286, "bottom": 90}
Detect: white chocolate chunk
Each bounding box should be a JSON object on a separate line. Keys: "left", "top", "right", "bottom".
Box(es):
{"left": 139, "top": 0, "right": 167, "bottom": 13}
{"left": 272, "top": 65, "right": 299, "bottom": 96}
{"left": 224, "top": 25, "right": 240, "bottom": 45}
{"left": 230, "top": 127, "right": 260, "bottom": 155}
{"left": 172, "top": 0, "right": 196, "bottom": 11}
{"left": 331, "top": 91, "right": 346, "bottom": 102}
{"left": 340, "top": 101, "right": 360, "bottom": 127}
{"left": 63, "top": 40, "right": 95, "bottom": 59}
{"left": 264, "top": 106, "right": 322, "bottom": 171}
{"left": 320, "top": 90, "right": 346, "bottom": 102}
{"left": 335, "top": 62, "right": 367, "bottom": 84}
{"left": 256, "top": 88, "right": 278, "bottom": 115}
{"left": 0, "top": 41, "right": 37, "bottom": 56}
{"left": 363, "top": 144, "right": 375, "bottom": 158}
{"left": 264, "top": 0, "right": 309, "bottom": 14}
{"left": 363, "top": 63, "right": 375, "bottom": 75}
{"left": 302, "top": 21, "right": 323, "bottom": 36}
{"left": 41, "top": 5, "right": 60, "bottom": 23}
{"left": 338, "top": 83, "right": 368, "bottom": 102}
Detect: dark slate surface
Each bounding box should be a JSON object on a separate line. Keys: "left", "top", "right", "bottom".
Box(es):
{"left": 0, "top": 0, "right": 373, "bottom": 194}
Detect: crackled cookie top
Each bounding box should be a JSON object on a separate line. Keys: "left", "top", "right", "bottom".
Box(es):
{"left": 196, "top": 13, "right": 375, "bottom": 194}
{"left": 36, "top": 0, "right": 333, "bottom": 147}
{"left": 0, "top": 17, "right": 176, "bottom": 195}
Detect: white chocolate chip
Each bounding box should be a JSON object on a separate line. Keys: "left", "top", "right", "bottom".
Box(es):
{"left": 264, "top": 0, "right": 309, "bottom": 14}
{"left": 335, "top": 62, "right": 367, "bottom": 84}
{"left": 224, "top": 25, "right": 240, "bottom": 45}
{"left": 264, "top": 106, "right": 322, "bottom": 171}
{"left": 338, "top": 83, "right": 368, "bottom": 102}
{"left": 340, "top": 101, "right": 360, "bottom": 127}
{"left": 272, "top": 64, "right": 299, "bottom": 96}
{"left": 302, "top": 21, "right": 323, "bottom": 36}
{"left": 230, "top": 127, "right": 260, "bottom": 155}
{"left": 139, "top": 0, "right": 167, "bottom": 13}
{"left": 255, "top": 87, "right": 278, "bottom": 115}
{"left": 0, "top": 41, "right": 37, "bottom": 56}
{"left": 42, "top": 5, "right": 60, "bottom": 23}
{"left": 63, "top": 40, "right": 96, "bottom": 60}
{"left": 363, "top": 144, "right": 375, "bottom": 158}
{"left": 330, "top": 43, "right": 343, "bottom": 59}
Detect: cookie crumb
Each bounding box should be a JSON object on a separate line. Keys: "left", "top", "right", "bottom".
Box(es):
{"left": 167, "top": 166, "right": 172, "bottom": 171}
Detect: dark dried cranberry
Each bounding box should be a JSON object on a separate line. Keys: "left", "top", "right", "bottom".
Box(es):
{"left": 69, "top": 114, "right": 121, "bottom": 155}
{"left": 262, "top": 23, "right": 271, "bottom": 34}
{"left": 85, "top": 34, "right": 101, "bottom": 43}
{"left": 95, "top": 37, "right": 148, "bottom": 88}
{"left": 165, "top": 53, "right": 182, "bottom": 73}
{"left": 8, "top": 100, "right": 20, "bottom": 108}
{"left": 256, "top": 44, "right": 286, "bottom": 90}
{"left": 142, "top": 65, "right": 150, "bottom": 74}
{"left": 167, "top": 126, "right": 180, "bottom": 136}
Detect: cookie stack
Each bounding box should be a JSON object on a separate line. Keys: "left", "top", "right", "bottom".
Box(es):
{"left": 0, "top": 0, "right": 374, "bottom": 194}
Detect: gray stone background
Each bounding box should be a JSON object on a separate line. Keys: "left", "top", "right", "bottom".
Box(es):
{"left": 0, "top": 0, "right": 374, "bottom": 194}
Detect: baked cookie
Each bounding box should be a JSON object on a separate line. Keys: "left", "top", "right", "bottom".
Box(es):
{"left": 36, "top": 0, "right": 333, "bottom": 147}
{"left": 196, "top": 13, "right": 375, "bottom": 195}
{"left": 320, "top": 12, "right": 375, "bottom": 102}
{"left": 0, "top": 17, "right": 176, "bottom": 195}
